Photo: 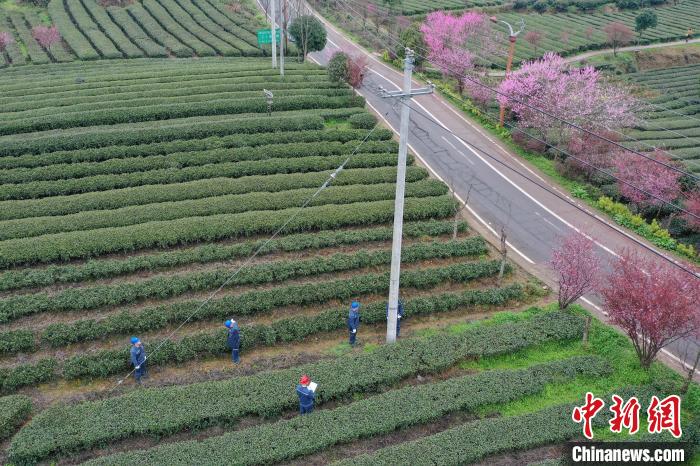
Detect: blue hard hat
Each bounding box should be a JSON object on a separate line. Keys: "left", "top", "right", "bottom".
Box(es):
{"left": 351, "top": 301, "right": 360, "bottom": 309}
{"left": 130, "top": 337, "right": 139, "bottom": 345}
{"left": 225, "top": 320, "right": 232, "bottom": 328}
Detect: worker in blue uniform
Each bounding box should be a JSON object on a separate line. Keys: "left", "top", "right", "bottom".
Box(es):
{"left": 296, "top": 375, "right": 316, "bottom": 415}
{"left": 348, "top": 301, "right": 360, "bottom": 346}
{"left": 225, "top": 320, "right": 240, "bottom": 364}
{"left": 130, "top": 336, "right": 147, "bottom": 384}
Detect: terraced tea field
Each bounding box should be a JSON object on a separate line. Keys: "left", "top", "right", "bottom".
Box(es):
{"left": 626, "top": 63, "right": 700, "bottom": 173}
{"left": 494, "top": 0, "right": 700, "bottom": 64}
{"left": 0, "top": 0, "right": 266, "bottom": 66}
{"left": 0, "top": 57, "right": 696, "bottom": 465}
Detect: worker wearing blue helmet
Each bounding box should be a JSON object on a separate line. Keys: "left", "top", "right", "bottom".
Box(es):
{"left": 225, "top": 320, "right": 240, "bottom": 364}
{"left": 348, "top": 300, "right": 360, "bottom": 346}
{"left": 129, "top": 337, "right": 147, "bottom": 384}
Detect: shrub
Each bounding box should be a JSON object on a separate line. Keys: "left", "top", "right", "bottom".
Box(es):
{"left": 328, "top": 51, "right": 349, "bottom": 82}
{"left": 348, "top": 112, "right": 377, "bottom": 129}
{"left": 0, "top": 395, "right": 32, "bottom": 440}
{"left": 0, "top": 330, "right": 35, "bottom": 355}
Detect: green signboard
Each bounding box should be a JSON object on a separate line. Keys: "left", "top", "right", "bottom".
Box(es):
{"left": 257, "top": 28, "right": 281, "bottom": 45}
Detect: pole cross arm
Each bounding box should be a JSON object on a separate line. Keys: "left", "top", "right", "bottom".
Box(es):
{"left": 378, "top": 83, "right": 435, "bottom": 99}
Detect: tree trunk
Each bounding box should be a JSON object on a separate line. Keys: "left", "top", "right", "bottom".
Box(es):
{"left": 582, "top": 315, "right": 592, "bottom": 347}
{"left": 497, "top": 227, "right": 507, "bottom": 286}
{"left": 681, "top": 350, "right": 700, "bottom": 394}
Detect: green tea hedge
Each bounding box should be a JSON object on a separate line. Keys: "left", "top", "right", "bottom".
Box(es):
{"left": 0, "top": 220, "right": 457, "bottom": 292}
{"left": 1, "top": 236, "right": 477, "bottom": 321}
{"left": 0, "top": 395, "right": 32, "bottom": 440}
{"left": 84, "top": 356, "right": 609, "bottom": 465}
{"left": 9, "top": 311, "right": 584, "bottom": 464}
{"left": 0, "top": 219, "right": 454, "bottom": 292}
{"left": 0, "top": 196, "right": 456, "bottom": 267}
{"left": 0, "top": 179, "right": 440, "bottom": 240}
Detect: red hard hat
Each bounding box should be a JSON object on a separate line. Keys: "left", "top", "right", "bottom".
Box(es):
{"left": 300, "top": 375, "right": 310, "bottom": 385}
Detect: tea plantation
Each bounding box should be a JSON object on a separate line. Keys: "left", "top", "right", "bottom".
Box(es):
{"left": 0, "top": 56, "right": 697, "bottom": 464}
{"left": 0, "top": 0, "right": 267, "bottom": 66}
{"left": 626, "top": 63, "right": 700, "bottom": 173}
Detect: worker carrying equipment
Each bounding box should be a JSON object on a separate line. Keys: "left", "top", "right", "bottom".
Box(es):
{"left": 130, "top": 337, "right": 147, "bottom": 384}
{"left": 296, "top": 374, "right": 316, "bottom": 415}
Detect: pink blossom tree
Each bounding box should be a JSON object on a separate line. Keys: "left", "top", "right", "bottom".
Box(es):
{"left": 31, "top": 25, "right": 61, "bottom": 50}
{"left": 464, "top": 75, "right": 494, "bottom": 109}
{"left": 585, "top": 26, "right": 594, "bottom": 40}
{"left": 683, "top": 191, "right": 700, "bottom": 232}
{"left": 346, "top": 53, "right": 368, "bottom": 88}
{"left": 565, "top": 130, "right": 622, "bottom": 179}
{"left": 524, "top": 30, "right": 543, "bottom": 53}
{"left": 420, "top": 11, "right": 498, "bottom": 94}
{"left": 603, "top": 22, "right": 634, "bottom": 56}
{"left": 612, "top": 149, "right": 682, "bottom": 210}
{"left": 549, "top": 232, "right": 601, "bottom": 310}
{"left": 601, "top": 250, "right": 700, "bottom": 369}
{"left": 497, "top": 52, "right": 639, "bottom": 144}
{"left": 0, "top": 31, "right": 14, "bottom": 62}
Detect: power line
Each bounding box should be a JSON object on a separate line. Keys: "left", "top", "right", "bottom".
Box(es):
{"left": 372, "top": 86, "right": 700, "bottom": 279}
{"left": 328, "top": 1, "right": 700, "bottom": 183}
{"left": 107, "top": 122, "right": 383, "bottom": 392}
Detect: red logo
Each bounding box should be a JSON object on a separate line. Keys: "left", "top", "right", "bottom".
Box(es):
{"left": 647, "top": 395, "right": 682, "bottom": 438}
{"left": 609, "top": 395, "right": 640, "bottom": 435}
{"left": 572, "top": 392, "right": 605, "bottom": 439}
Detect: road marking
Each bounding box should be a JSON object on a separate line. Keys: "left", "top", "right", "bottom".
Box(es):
{"left": 580, "top": 296, "right": 602, "bottom": 312}
{"left": 535, "top": 211, "right": 563, "bottom": 232}
{"left": 440, "top": 136, "right": 474, "bottom": 165}
{"left": 364, "top": 98, "right": 535, "bottom": 265}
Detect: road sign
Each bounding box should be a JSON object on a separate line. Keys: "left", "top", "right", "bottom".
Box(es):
{"left": 257, "top": 29, "right": 281, "bottom": 45}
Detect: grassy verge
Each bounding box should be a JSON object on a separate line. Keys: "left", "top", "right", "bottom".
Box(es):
{"left": 456, "top": 304, "right": 699, "bottom": 450}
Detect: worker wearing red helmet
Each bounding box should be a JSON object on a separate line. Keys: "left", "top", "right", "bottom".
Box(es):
{"left": 296, "top": 374, "right": 316, "bottom": 415}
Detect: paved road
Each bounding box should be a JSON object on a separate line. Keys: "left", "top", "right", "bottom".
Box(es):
{"left": 300, "top": 13, "right": 700, "bottom": 379}
{"left": 486, "top": 38, "right": 700, "bottom": 75}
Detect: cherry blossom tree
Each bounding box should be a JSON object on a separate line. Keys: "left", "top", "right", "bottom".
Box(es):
{"left": 585, "top": 26, "right": 594, "bottom": 41}
{"left": 603, "top": 22, "right": 634, "bottom": 56}
{"left": 683, "top": 190, "right": 700, "bottom": 232}
{"left": 565, "top": 130, "right": 622, "bottom": 179}
{"left": 346, "top": 53, "right": 368, "bottom": 88}
{"left": 32, "top": 25, "right": 61, "bottom": 49}
{"left": 497, "top": 52, "right": 639, "bottom": 144}
{"left": 420, "top": 11, "right": 498, "bottom": 93}
{"left": 0, "top": 31, "right": 14, "bottom": 62}
{"left": 549, "top": 232, "right": 601, "bottom": 310}
{"left": 612, "top": 149, "right": 682, "bottom": 210}
{"left": 601, "top": 250, "right": 700, "bottom": 369}
{"left": 524, "top": 30, "right": 543, "bottom": 53}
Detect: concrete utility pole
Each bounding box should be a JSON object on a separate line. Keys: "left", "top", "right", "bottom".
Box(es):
{"left": 271, "top": 0, "right": 277, "bottom": 68}
{"left": 279, "top": 0, "right": 284, "bottom": 76}
{"left": 379, "top": 48, "right": 434, "bottom": 343}
{"left": 490, "top": 17, "right": 524, "bottom": 127}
